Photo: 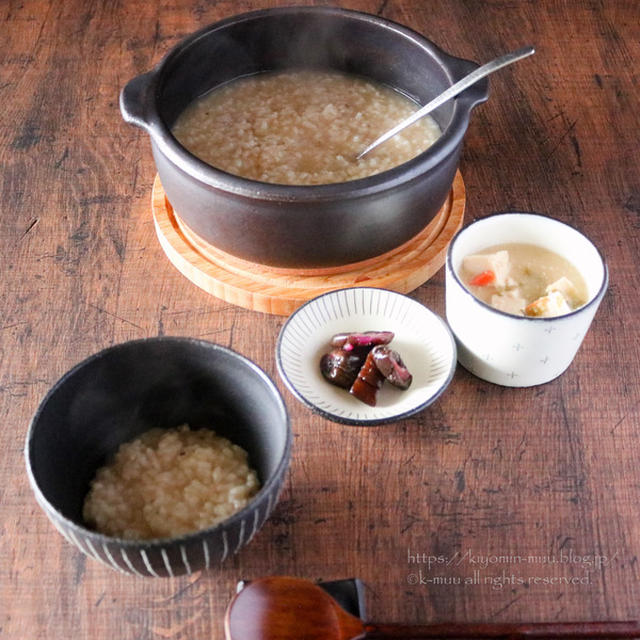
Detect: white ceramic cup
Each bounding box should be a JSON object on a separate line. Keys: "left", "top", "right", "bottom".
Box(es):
{"left": 445, "top": 212, "right": 608, "bottom": 387}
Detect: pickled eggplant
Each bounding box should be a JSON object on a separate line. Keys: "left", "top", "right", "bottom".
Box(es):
{"left": 371, "top": 346, "right": 413, "bottom": 389}
{"left": 330, "top": 331, "right": 394, "bottom": 352}
{"left": 319, "top": 330, "right": 413, "bottom": 406}
{"left": 320, "top": 348, "right": 368, "bottom": 389}
{"left": 349, "top": 350, "right": 385, "bottom": 406}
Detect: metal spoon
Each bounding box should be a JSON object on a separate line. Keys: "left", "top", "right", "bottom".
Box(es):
{"left": 356, "top": 45, "right": 535, "bottom": 160}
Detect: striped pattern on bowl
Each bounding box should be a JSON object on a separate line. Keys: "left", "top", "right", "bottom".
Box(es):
{"left": 31, "top": 469, "right": 285, "bottom": 577}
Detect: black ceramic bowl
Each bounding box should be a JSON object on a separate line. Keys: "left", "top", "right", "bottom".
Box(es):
{"left": 25, "top": 337, "right": 291, "bottom": 577}
{"left": 120, "top": 6, "right": 488, "bottom": 269}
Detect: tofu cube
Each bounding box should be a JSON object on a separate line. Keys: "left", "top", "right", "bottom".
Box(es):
{"left": 463, "top": 250, "right": 510, "bottom": 288}
{"left": 546, "top": 276, "right": 580, "bottom": 307}
{"left": 524, "top": 290, "right": 571, "bottom": 318}
{"left": 491, "top": 289, "right": 526, "bottom": 315}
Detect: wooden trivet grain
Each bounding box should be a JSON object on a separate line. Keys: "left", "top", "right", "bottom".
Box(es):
{"left": 152, "top": 171, "right": 465, "bottom": 315}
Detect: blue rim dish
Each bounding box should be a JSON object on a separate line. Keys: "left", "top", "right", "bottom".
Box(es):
{"left": 276, "top": 287, "right": 457, "bottom": 426}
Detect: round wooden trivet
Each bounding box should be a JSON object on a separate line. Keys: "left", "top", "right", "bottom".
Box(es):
{"left": 152, "top": 171, "right": 465, "bottom": 315}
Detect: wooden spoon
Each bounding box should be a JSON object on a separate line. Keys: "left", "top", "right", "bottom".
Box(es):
{"left": 224, "top": 576, "right": 640, "bottom": 639}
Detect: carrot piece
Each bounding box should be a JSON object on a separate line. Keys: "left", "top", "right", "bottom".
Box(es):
{"left": 469, "top": 270, "right": 496, "bottom": 286}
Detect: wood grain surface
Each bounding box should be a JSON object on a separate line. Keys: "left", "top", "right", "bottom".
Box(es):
{"left": 1, "top": 1, "right": 639, "bottom": 639}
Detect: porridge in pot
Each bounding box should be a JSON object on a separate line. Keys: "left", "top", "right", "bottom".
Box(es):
{"left": 172, "top": 70, "right": 441, "bottom": 185}
{"left": 82, "top": 424, "right": 260, "bottom": 540}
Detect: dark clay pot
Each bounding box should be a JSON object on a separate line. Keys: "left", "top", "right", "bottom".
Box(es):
{"left": 121, "top": 7, "right": 488, "bottom": 269}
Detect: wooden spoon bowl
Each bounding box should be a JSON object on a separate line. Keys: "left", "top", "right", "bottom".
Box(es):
{"left": 225, "top": 576, "right": 363, "bottom": 640}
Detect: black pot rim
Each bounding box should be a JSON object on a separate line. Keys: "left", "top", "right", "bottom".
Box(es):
{"left": 137, "top": 6, "right": 487, "bottom": 202}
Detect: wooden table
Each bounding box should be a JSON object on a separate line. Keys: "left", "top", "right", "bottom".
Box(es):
{"left": 2, "top": 1, "right": 639, "bottom": 637}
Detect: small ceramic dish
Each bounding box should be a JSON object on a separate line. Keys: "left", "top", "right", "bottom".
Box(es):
{"left": 276, "top": 287, "right": 457, "bottom": 425}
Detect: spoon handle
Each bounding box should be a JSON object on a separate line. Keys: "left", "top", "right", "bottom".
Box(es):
{"left": 356, "top": 45, "right": 535, "bottom": 160}
{"left": 362, "top": 620, "right": 640, "bottom": 639}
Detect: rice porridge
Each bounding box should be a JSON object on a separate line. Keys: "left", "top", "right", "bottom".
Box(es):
{"left": 172, "top": 70, "right": 441, "bottom": 185}
{"left": 82, "top": 424, "right": 260, "bottom": 540}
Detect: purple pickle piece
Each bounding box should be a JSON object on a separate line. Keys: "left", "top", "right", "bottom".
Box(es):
{"left": 330, "top": 331, "right": 394, "bottom": 351}
{"left": 372, "top": 345, "right": 413, "bottom": 389}
{"left": 320, "top": 348, "right": 368, "bottom": 389}
{"left": 349, "top": 350, "right": 385, "bottom": 406}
